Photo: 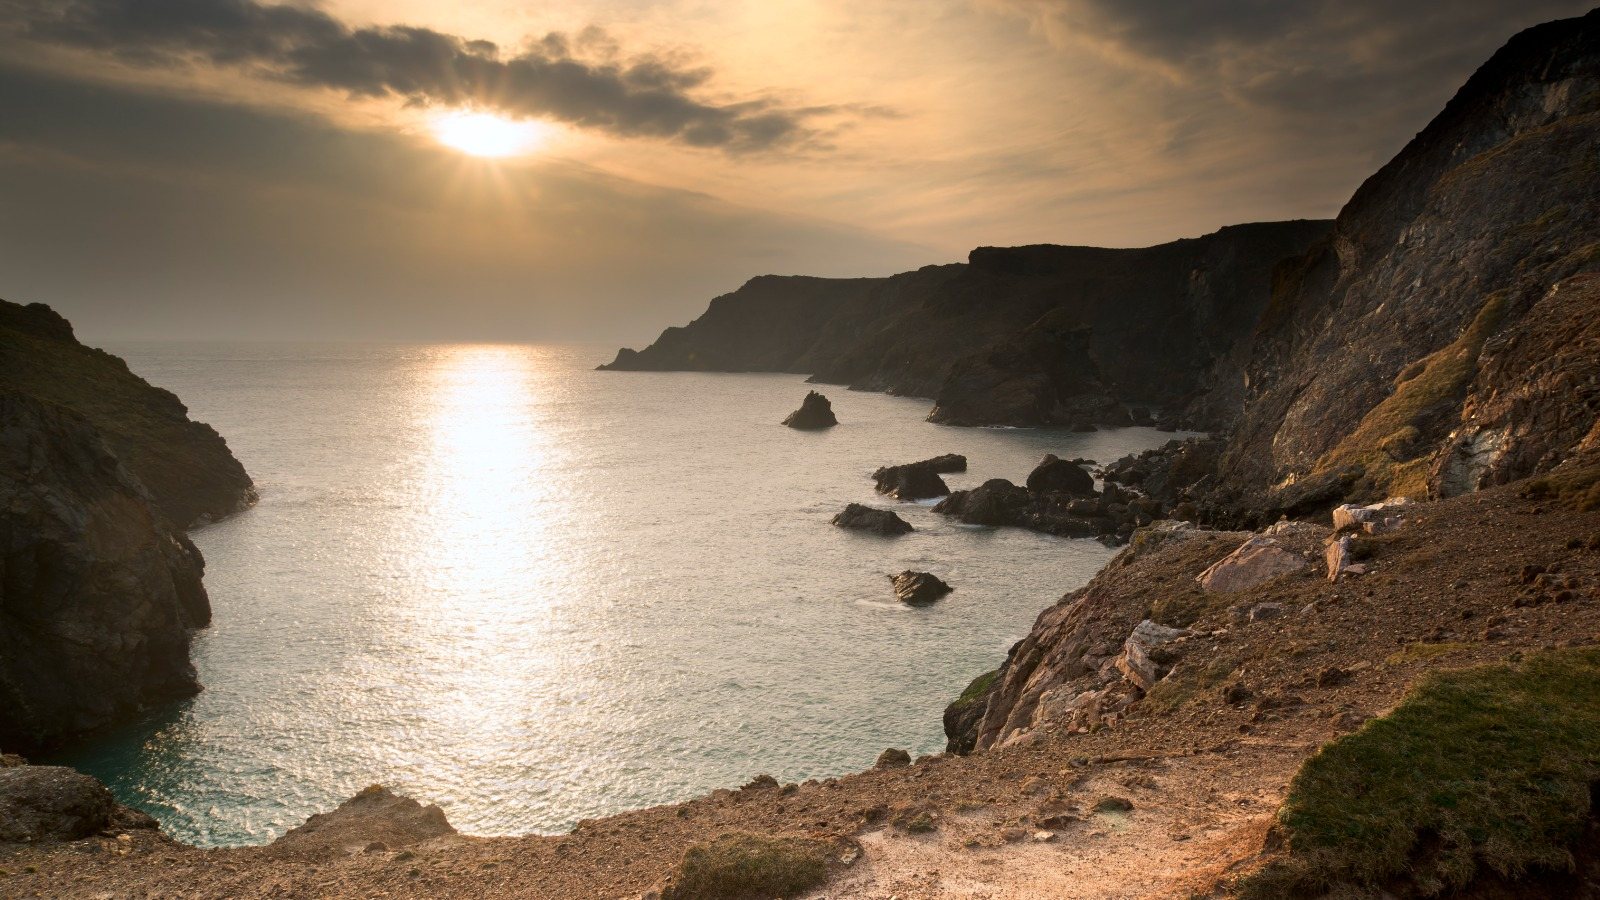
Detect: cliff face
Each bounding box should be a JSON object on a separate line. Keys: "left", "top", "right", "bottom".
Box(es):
{"left": 0, "top": 298, "right": 254, "bottom": 751}
{"left": 0, "top": 300, "right": 255, "bottom": 528}
{"left": 602, "top": 222, "right": 1332, "bottom": 429}
{"left": 0, "top": 392, "right": 209, "bottom": 752}
{"left": 1214, "top": 9, "right": 1600, "bottom": 504}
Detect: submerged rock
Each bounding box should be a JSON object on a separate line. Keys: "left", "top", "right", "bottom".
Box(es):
{"left": 890, "top": 571, "right": 953, "bottom": 605}
{"left": 831, "top": 503, "right": 913, "bottom": 536}
{"left": 782, "top": 391, "right": 838, "bottom": 429}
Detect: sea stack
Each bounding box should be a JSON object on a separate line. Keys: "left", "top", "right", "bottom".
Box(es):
{"left": 890, "top": 571, "right": 953, "bottom": 605}
{"left": 782, "top": 390, "right": 838, "bottom": 429}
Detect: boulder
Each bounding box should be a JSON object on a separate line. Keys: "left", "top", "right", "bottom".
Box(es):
{"left": 0, "top": 765, "right": 117, "bottom": 842}
{"left": 1332, "top": 498, "right": 1411, "bottom": 534}
{"left": 782, "top": 391, "right": 837, "bottom": 429}
{"left": 874, "top": 748, "right": 912, "bottom": 769}
{"left": 934, "top": 478, "right": 1031, "bottom": 526}
{"left": 1114, "top": 619, "right": 1188, "bottom": 691}
{"left": 871, "top": 458, "right": 953, "bottom": 500}
{"left": 1326, "top": 534, "right": 1353, "bottom": 582}
{"left": 890, "top": 571, "right": 953, "bottom": 605}
{"left": 1195, "top": 535, "right": 1309, "bottom": 592}
{"left": 1026, "top": 454, "right": 1095, "bottom": 496}
{"left": 831, "top": 503, "right": 913, "bottom": 536}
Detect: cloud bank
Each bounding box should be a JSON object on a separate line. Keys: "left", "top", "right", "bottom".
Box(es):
{"left": 8, "top": 0, "right": 806, "bottom": 151}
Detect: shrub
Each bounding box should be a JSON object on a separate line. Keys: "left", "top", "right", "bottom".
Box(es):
{"left": 663, "top": 832, "right": 834, "bottom": 900}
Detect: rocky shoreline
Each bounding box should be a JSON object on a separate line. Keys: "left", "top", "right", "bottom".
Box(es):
{"left": 3, "top": 8, "right": 1600, "bottom": 899}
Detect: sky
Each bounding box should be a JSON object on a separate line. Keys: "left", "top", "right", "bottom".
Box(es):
{"left": 0, "top": 1, "right": 1593, "bottom": 343}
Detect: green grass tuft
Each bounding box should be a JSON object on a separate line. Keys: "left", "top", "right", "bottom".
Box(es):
{"left": 663, "top": 832, "right": 834, "bottom": 900}
{"left": 1238, "top": 647, "right": 1600, "bottom": 898}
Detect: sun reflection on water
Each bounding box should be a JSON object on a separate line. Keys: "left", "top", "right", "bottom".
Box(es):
{"left": 397, "top": 344, "right": 568, "bottom": 768}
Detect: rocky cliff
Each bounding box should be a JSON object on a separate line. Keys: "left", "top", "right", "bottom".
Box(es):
{"left": 0, "top": 298, "right": 254, "bottom": 751}
{"left": 1208, "top": 9, "right": 1600, "bottom": 509}
{"left": 0, "top": 392, "right": 210, "bottom": 752}
{"left": 602, "top": 222, "right": 1332, "bottom": 429}
{"left": 0, "top": 300, "right": 254, "bottom": 527}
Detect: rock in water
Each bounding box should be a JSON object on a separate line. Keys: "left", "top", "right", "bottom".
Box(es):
{"left": 1025, "top": 454, "right": 1095, "bottom": 495}
{"left": 890, "top": 571, "right": 953, "bottom": 605}
{"left": 831, "top": 503, "right": 913, "bottom": 536}
{"left": 934, "top": 479, "right": 1032, "bottom": 526}
{"left": 0, "top": 393, "right": 209, "bottom": 752}
{"left": 872, "top": 455, "right": 963, "bottom": 500}
{"left": 782, "top": 391, "right": 837, "bottom": 429}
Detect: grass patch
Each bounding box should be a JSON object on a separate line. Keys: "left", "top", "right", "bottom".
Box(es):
{"left": 1385, "top": 641, "right": 1470, "bottom": 666}
{"left": 1315, "top": 292, "right": 1509, "bottom": 499}
{"left": 1521, "top": 459, "right": 1600, "bottom": 512}
{"left": 1237, "top": 647, "right": 1600, "bottom": 898}
{"left": 1143, "top": 655, "right": 1238, "bottom": 714}
{"left": 663, "top": 832, "right": 834, "bottom": 900}
{"left": 1146, "top": 587, "right": 1229, "bottom": 629}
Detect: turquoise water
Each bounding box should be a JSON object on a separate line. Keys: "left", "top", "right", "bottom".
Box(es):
{"left": 49, "top": 342, "right": 1183, "bottom": 846}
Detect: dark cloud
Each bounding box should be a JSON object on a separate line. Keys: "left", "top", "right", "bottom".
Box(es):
{"left": 5, "top": 0, "right": 808, "bottom": 151}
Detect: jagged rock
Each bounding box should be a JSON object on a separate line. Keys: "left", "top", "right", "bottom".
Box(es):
{"left": 1326, "top": 534, "right": 1353, "bottom": 582}
{"left": 1114, "top": 620, "right": 1188, "bottom": 691}
{"left": 874, "top": 748, "right": 911, "bottom": 769}
{"left": 831, "top": 503, "right": 912, "bottom": 536}
{"left": 741, "top": 774, "right": 779, "bottom": 791}
{"left": 871, "top": 457, "right": 958, "bottom": 500}
{"left": 1026, "top": 454, "right": 1095, "bottom": 496}
{"left": 1332, "top": 498, "right": 1411, "bottom": 534}
{"left": 273, "top": 785, "right": 455, "bottom": 858}
{"left": 0, "top": 393, "right": 210, "bottom": 752}
{"left": 1195, "top": 535, "right": 1309, "bottom": 593}
{"left": 890, "top": 571, "right": 952, "bottom": 605}
{"left": 0, "top": 765, "right": 117, "bottom": 842}
{"left": 0, "top": 299, "right": 254, "bottom": 527}
{"left": 782, "top": 391, "right": 837, "bottom": 429}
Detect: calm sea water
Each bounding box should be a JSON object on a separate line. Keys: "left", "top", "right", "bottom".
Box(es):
{"left": 47, "top": 342, "right": 1184, "bottom": 846}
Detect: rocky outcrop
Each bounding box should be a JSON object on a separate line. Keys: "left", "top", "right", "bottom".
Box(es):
{"left": 0, "top": 299, "right": 254, "bottom": 527}
{"left": 603, "top": 223, "right": 1332, "bottom": 430}
{"left": 1025, "top": 455, "right": 1094, "bottom": 496}
{"left": 0, "top": 764, "right": 119, "bottom": 843}
{"left": 871, "top": 454, "right": 964, "bottom": 500}
{"left": 831, "top": 503, "right": 912, "bottom": 536}
{"left": 0, "top": 393, "right": 209, "bottom": 752}
{"left": 934, "top": 474, "right": 1166, "bottom": 543}
{"left": 271, "top": 784, "right": 455, "bottom": 859}
{"left": 944, "top": 524, "right": 1253, "bottom": 753}
{"left": 888, "top": 571, "right": 952, "bottom": 605}
{"left": 782, "top": 391, "right": 837, "bottom": 429}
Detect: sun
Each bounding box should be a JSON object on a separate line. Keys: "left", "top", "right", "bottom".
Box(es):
{"left": 431, "top": 111, "right": 548, "bottom": 158}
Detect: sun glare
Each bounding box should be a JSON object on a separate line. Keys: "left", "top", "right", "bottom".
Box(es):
{"left": 431, "top": 111, "right": 547, "bottom": 158}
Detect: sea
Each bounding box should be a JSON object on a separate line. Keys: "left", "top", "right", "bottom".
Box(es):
{"left": 45, "top": 342, "right": 1185, "bottom": 846}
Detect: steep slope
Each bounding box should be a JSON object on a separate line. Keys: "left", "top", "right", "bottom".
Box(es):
{"left": 603, "top": 222, "right": 1332, "bottom": 429}
{"left": 1212, "top": 9, "right": 1600, "bottom": 507}
{"left": 0, "top": 299, "right": 254, "bottom": 527}
{"left": 0, "top": 392, "right": 210, "bottom": 753}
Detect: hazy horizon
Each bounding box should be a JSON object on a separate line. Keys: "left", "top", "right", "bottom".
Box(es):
{"left": 2, "top": 0, "right": 1593, "bottom": 344}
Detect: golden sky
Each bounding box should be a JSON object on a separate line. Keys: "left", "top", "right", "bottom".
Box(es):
{"left": 0, "top": 0, "right": 1591, "bottom": 341}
